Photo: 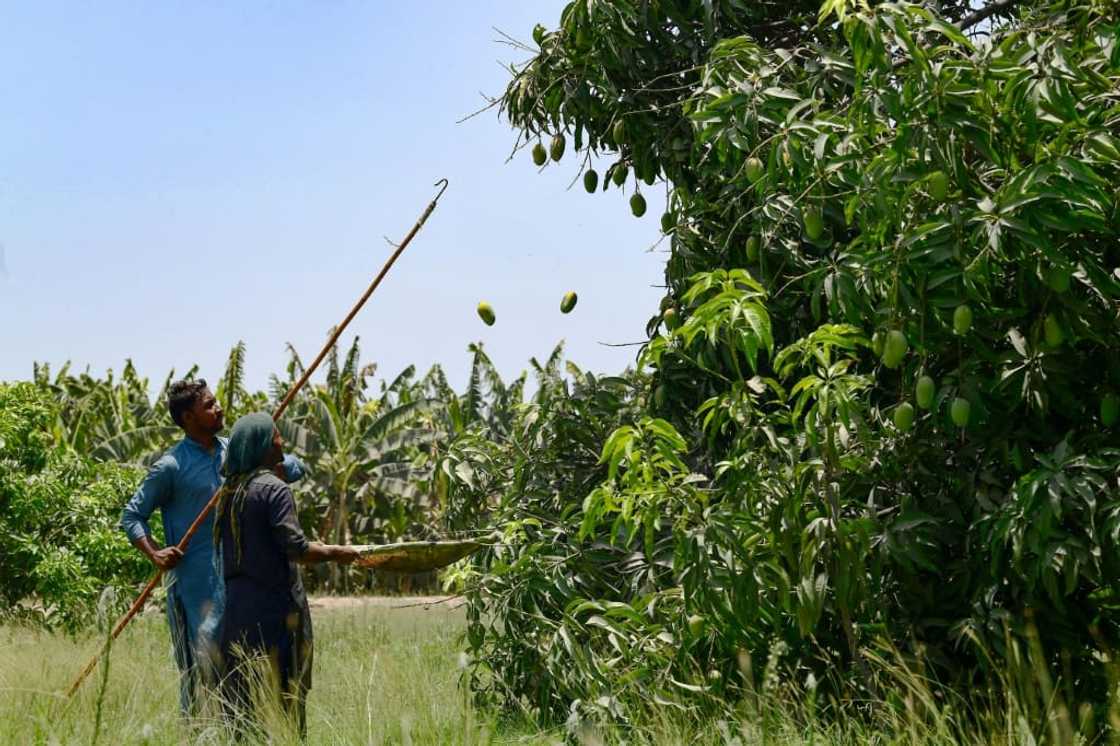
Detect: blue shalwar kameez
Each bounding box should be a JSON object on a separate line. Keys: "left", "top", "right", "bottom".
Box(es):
{"left": 120, "top": 436, "right": 305, "bottom": 714}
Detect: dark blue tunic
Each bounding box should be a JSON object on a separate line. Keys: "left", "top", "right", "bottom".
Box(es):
{"left": 216, "top": 471, "right": 313, "bottom": 732}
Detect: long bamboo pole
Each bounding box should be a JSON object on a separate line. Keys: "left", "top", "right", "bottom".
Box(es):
{"left": 65, "top": 178, "right": 449, "bottom": 698}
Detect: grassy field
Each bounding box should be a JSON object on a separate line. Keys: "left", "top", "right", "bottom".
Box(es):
{"left": 0, "top": 599, "right": 1089, "bottom": 745}
{"left": 0, "top": 600, "right": 551, "bottom": 745}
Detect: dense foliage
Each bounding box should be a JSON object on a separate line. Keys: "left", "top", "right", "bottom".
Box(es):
{"left": 451, "top": 0, "right": 1120, "bottom": 733}
{"left": 0, "top": 383, "right": 150, "bottom": 631}
{"left": 1, "top": 335, "right": 553, "bottom": 623}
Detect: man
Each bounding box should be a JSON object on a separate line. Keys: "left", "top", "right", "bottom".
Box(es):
{"left": 214, "top": 412, "right": 358, "bottom": 738}
{"left": 120, "top": 379, "right": 307, "bottom": 715}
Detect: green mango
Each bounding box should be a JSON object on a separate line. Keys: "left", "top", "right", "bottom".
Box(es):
{"left": 612, "top": 119, "right": 626, "bottom": 146}
{"left": 745, "top": 157, "right": 764, "bottom": 183}
{"left": 745, "top": 236, "right": 760, "bottom": 262}
{"left": 871, "top": 331, "right": 885, "bottom": 357}
{"left": 549, "top": 134, "right": 566, "bottom": 162}
{"left": 1044, "top": 314, "right": 1064, "bottom": 347}
{"left": 477, "top": 302, "right": 496, "bottom": 326}
{"left": 560, "top": 291, "right": 578, "bottom": 314}
{"left": 894, "top": 402, "right": 915, "bottom": 432}
{"left": 915, "top": 375, "right": 936, "bottom": 409}
{"left": 882, "top": 330, "right": 908, "bottom": 369}
{"left": 928, "top": 170, "right": 949, "bottom": 201}
{"left": 661, "top": 211, "right": 675, "bottom": 233}
{"left": 803, "top": 206, "right": 824, "bottom": 240}
{"left": 612, "top": 163, "right": 629, "bottom": 186}
{"left": 953, "top": 304, "right": 972, "bottom": 336}
{"left": 663, "top": 307, "right": 681, "bottom": 331}
{"left": 583, "top": 168, "right": 599, "bottom": 193}
{"left": 531, "top": 142, "right": 547, "bottom": 166}
{"left": 630, "top": 193, "right": 647, "bottom": 217}
{"left": 951, "top": 397, "right": 971, "bottom": 427}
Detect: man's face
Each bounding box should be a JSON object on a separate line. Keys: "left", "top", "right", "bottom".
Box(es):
{"left": 183, "top": 389, "right": 224, "bottom": 435}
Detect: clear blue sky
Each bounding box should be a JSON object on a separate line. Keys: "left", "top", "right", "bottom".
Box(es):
{"left": 0, "top": 2, "right": 667, "bottom": 393}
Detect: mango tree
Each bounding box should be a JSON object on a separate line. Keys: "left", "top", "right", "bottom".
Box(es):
{"left": 454, "top": 0, "right": 1120, "bottom": 728}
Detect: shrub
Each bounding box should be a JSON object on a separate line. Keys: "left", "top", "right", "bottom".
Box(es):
{"left": 0, "top": 384, "right": 150, "bottom": 631}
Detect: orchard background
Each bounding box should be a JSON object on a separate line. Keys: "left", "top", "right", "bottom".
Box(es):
{"left": 3, "top": 0, "right": 1120, "bottom": 742}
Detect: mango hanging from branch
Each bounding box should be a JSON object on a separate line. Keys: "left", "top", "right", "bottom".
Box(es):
{"left": 803, "top": 206, "right": 824, "bottom": 241}
{"left": 612, "top": 163, "right": 629, "bottom": 186}
{"left": 583, "top": 169, "right": 598, "bottom": 193}
{"left": 550, "top": 134, "right": 566, "bottom": 162}
{"left": 1044, "top": 314, "right": 1064, "bottom": 347}
{"left": 894, "top": 402, "right": 915, "bottom": 432}
{"left": 953, "top": 305, "right": 973, "bottom": 336}
{"left": 881, "top": 330, "right": 908, "bottom": 369}
{"left": 745, "top": 236, "right": 760, "bottom": 262}
{"left": 928, "top": 170, "right": 950, "bottom": 201}
{"left": 916, "top": 375, "right": 936, "bottom": 409}
{"left": 951, "top": 397, "right": 971, "bottom": 428}
{"left": 663, "top": 307, "right": 681, "bottom": 331}
{"left": 630, "top": 193, "right": 647, "bottom": 217}
{"left": 612, "top": 119, "right": 626, "bottom": 146}
{"left": 631, "top": 192, "right": 649, "bottom": 216}
{"left": 661, "top": 211, "right": 675, "bottom": 233}
{"left": 745, "top": 156, "right": 764, "bottom": 184}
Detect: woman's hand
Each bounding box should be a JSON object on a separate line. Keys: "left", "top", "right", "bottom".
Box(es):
{"left": 299, "top": 542, "right": 361, "bottom": 565}
{"left": 333, "top": 546, "right": 361, "bottom": 565}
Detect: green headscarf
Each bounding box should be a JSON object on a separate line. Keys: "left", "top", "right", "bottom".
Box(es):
{"left": 222, "top": 411, "right": 275, "bottom": 477}
{"left": 214, "top": 411, "right": 277, "bottom": 566}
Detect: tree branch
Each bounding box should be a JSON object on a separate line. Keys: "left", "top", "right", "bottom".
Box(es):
{"left": 959, "top": 0, "right": 1022, "bottom": 31}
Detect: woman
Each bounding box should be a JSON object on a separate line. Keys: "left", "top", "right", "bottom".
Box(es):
{"left": 212, "top": 412, "right": 358, "bottom": 737}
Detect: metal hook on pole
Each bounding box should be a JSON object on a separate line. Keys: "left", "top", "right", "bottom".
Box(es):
{"left": 65, "top": 178, "right": 450, "bottom": 698}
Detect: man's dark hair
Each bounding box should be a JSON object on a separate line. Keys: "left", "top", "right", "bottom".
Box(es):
{"left": 168, "top": 379, "right": 208, "bottom": 428}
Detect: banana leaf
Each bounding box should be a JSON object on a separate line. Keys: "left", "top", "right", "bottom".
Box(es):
{"left": 351, "top": 539, "right": 482, "bottom": 573}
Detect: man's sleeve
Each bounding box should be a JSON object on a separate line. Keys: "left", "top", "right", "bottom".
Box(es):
{"left": 280, "top": 454, "right": 307, "bottom": 484}
{"left": 120, "top": 457, "right": 174, "bottom": 543}
{"left": 267, "top": 482, "right": 311, "bottom": 559}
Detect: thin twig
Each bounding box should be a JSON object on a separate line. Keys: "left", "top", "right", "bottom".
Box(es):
{"left": 598, "top": 340, "right": 649, "bottom": 348}
{"left": 456, "top": 94, "right": 500, "bottom": 125}
{"left": 492, "top": 26, "right": 536, "bottom": 54}
{"left": 387, "top": 595, "right": 466, "bottom": 610}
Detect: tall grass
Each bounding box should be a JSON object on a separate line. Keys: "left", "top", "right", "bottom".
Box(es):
{"left": 0, "top": 601, "right": 1110, "bottom": 744}
{"left": 0, "top": 603, "right": 542, "bottom": 745}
